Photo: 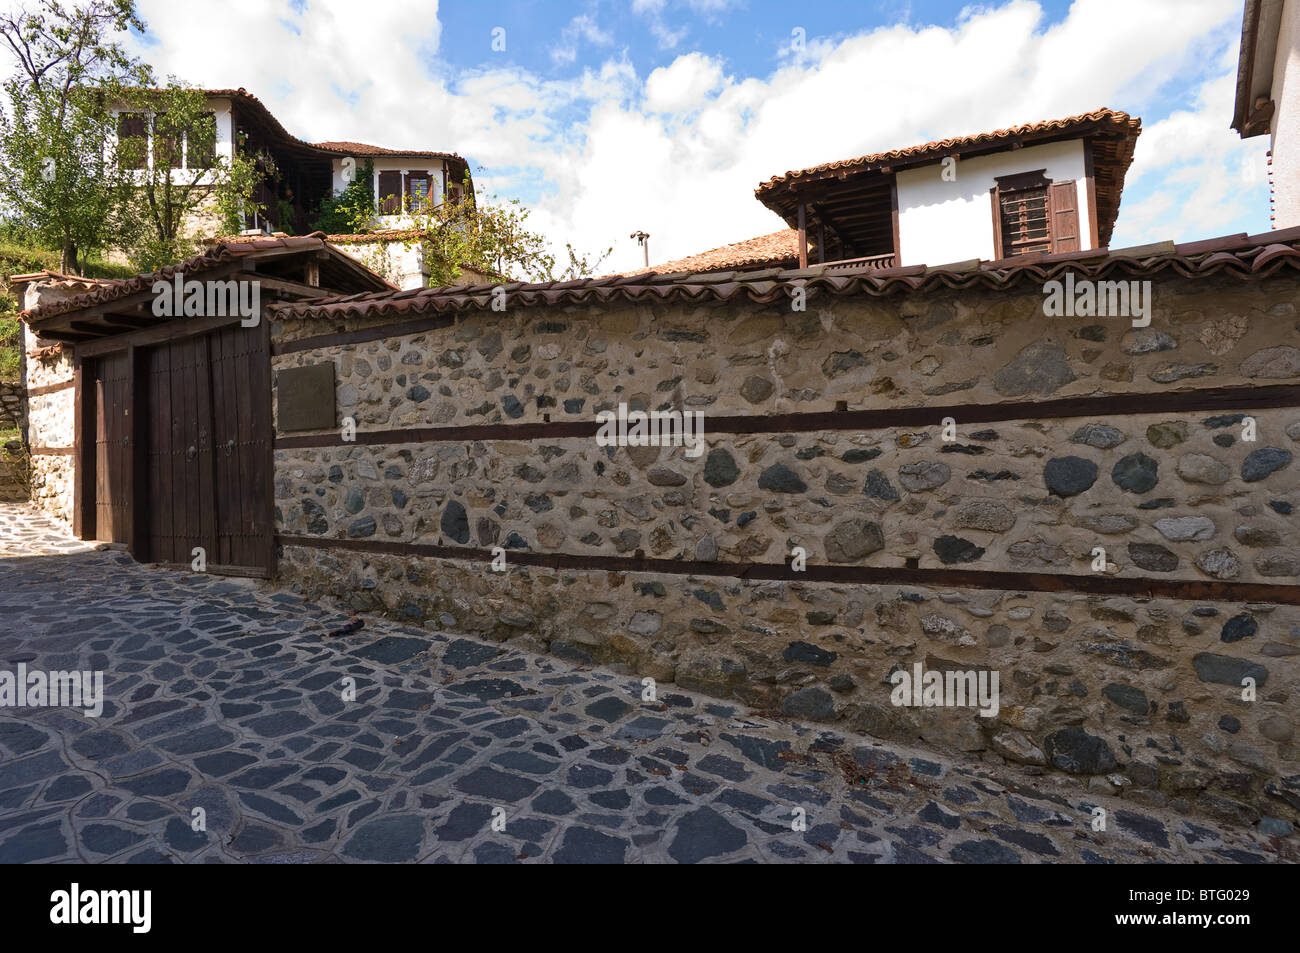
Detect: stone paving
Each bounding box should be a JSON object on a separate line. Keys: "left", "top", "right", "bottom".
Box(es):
{"left": 0, "top": 503, "right": 1292, "bottom": 863}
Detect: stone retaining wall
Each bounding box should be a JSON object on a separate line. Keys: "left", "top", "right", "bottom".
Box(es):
{"left": 0, "top": 380, "right": 23, "bottom": 432}
{"left": 268, "top": 269, "right": 1300, "bottom": 823}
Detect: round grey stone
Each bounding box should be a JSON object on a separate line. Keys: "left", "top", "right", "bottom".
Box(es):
{"left": 1043, "top": 456, "right": 1099, "bottom": 497}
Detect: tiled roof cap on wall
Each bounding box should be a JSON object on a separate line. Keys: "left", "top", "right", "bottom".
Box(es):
{"left": 19, "top": 233, "right": 389, "bottom": 324}
{"left": 273, "top": 226, "right": 1300, "bottom": 323}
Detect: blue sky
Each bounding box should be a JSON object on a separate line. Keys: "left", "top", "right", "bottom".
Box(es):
{"left": 128, "top": 0, "right": 1268, "bottom": 272}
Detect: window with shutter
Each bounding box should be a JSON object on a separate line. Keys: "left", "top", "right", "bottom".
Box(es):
{"left": 117, "top": 113, "right": 147, "bottom": 169}
{"left": 999, "top": 186, "right": 1050, "bottom": 256}
{"left": 153, "top": 113, "right": 184, "bottom": 170}
{"left": 377, "top": 170, "right": 401, "bottom": 214}
{"left": 407, "top": 171, "right": 431, "bottom": 211}
{"left": 993, "top": 169, "right": 1054, "bottom": 258}
{"left": 188, "top": 112, "right": 217, "bottom": 169}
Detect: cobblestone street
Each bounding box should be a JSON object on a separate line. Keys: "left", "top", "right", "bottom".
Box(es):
{"left": 0, "top": 503, "right": 1290, "bottom": 864}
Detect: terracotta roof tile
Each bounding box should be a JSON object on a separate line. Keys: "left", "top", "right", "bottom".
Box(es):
{"left": 619, "top": 229, "right": 799, "bottom": 276}
{"left": 755, "top": 108, "right": 1141, "bottom": 247}
{"left": 312, "top": 140, "right": 463, "bottom": 161}
{"left": 195, "top": 89, "right": 466, "bottom": 166}
{"left": 273, "top": 230, "right": 1300, "bottom": 324}
{"left": 20, "top": 234, "right": 390, "bottom": 325}
{"left": 755, "top": 108, "right": 1140, "bottom": 193}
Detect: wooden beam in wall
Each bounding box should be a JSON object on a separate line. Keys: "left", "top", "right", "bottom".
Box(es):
{"left": 275, "top": 534, "right": 1300, "bottom": 608}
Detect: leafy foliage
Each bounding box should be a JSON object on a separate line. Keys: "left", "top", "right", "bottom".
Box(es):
{"left": 309, "top": 160, "right": 375, "bottom": 234}
{"left": 0, "top": 2, "right": 263, "bottom": 274}
{"left": 0, "top": 0, "right": 145, "bottom": 273}
{"left": 352, "top": 170, "right": 610, "bottom": 287}
{"left": 112, "top": 82, "right": 265, "bottom": 271}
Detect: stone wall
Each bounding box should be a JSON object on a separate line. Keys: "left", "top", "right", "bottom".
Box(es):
{"left": 263, "top": 270, "right": 1299, "bottom": 824}
{"left": 0, "top": 438, "right": 27, "bottom": 502}
{"left": 21, "top": 281, "right": 80, "bottom": 527}
{"left": 0, "top": 380, "right": 23, "bottom": 432}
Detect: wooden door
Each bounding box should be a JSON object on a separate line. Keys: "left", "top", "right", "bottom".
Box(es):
{"left": 93, "top": 352, "right": 131, "bottom": 542}
{"left": 142, "top": 323, "right": 271, "bottom": 573}
{"left": 208, "top": 323, "right": 272, "bottom": 571}
{"left": 144, "top": 337, "right": 211, "bottom": 565}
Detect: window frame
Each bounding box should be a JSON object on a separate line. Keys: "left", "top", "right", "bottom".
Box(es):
{"left": 991, "top": 169, "right": 1052, "bottom": 260}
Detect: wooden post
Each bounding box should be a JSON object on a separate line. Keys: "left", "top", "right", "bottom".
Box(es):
{"left": 73, "top": 355, "right": 96, "bottom": 539}
{"left": 817, "top": 223, "right": 826, "bottom": 264}
{"left": 797, "top": 199, "right": 808, "bottom": 268}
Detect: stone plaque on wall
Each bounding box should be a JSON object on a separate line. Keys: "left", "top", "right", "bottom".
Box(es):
{"left": 277, "top": 363, "right": 335, "bottom": 432}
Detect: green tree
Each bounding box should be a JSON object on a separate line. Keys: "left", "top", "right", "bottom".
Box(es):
{"left": 0, "top": 0, "right": 145, "bottom": 273}
{"left": 362, "top": 170, "right": 610, "bottom": 286}
{"left": 309, "top": 159, "right": 374, "bottom": 234}
{"left": 114, "top": 82, "right": 265, "bottom": 270}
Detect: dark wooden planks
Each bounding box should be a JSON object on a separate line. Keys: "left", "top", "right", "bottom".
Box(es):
{"left": 210, "top": 322, "right": 273, "bottom": 570}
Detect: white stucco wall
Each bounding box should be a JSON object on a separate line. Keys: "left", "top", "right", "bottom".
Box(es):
{"left": 330, "top": 157, "right": 448, "bottom": 201}
{"left": 332, "top": 239, "right": 427, "bottom": 290}
{"left": 895, "top": 139, "right": 1093, "bottom": 266}
{"left": 107, "top": 95, "right": 234, "bottom": 184}
{"left": 1270, "top": 0, "right": 1300, "bottom": 228}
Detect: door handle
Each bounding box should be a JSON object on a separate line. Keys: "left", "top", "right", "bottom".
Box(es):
{"left": 186, "top": 445, "right": 197, "bottom": 460}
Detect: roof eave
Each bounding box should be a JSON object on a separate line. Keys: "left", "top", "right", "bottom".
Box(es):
{"left": 1232, "top": 0, "right": 1284, "bottom": 138}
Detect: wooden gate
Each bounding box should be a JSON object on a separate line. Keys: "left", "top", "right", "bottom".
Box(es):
{"left": 87, "top": 323, "right": 273, "bottom": 575}
{"left": 208, "top": 323, "right": 273, "bottom": 570}
{"left": 143, "top": 324, "right": 272, "bottom": 573}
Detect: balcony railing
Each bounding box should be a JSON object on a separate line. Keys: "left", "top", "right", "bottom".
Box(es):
{"left": 823, "top": 252, "right": 897, "bottom": 272}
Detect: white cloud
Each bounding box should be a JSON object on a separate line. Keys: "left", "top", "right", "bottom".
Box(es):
{"left": 644, "top": 53, "right": 724, "bottom": 113}
{"left": 550, "top": 12, "right": 615, "bottom": 66}
{"left": 118, "top": 0, "right": 1266, "bottom": 273}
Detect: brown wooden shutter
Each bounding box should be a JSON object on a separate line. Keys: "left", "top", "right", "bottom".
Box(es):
{"left": 153, "top": 113, "right": 183, "bottom": 170}
{"left": 989, "top": 186, "right": 1004, "bottom": 259}
{"left": 1049, "top": 180, "right": 1079, "bottom": 252}
{"left": 117, "top": 113, "right": 147, "bottom": 169}
{"left": 188, "top": 112, "right": 217, "bottom": 168}
{"left": 377, "top": 170, "right": 401, "bottom": 214}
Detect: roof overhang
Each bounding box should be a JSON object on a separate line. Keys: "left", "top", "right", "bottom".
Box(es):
{"left": 755, "top": 110, "right": 1141, "bottom": 251}
{"left": 1232, "top": 0, "right": 1285, "bottom": 137}
{"left": 19, "top": 234, "right": 395, "bottom": 344}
